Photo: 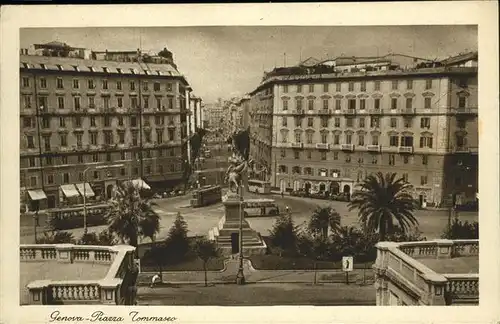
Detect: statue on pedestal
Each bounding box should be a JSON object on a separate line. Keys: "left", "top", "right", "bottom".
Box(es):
{"left": 225, "top": 127, "right": 251, "bottom": 194}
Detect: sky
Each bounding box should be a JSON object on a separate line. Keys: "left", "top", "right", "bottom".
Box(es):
{"left": 21, "top": 26, "right": 477, "bottom": 103}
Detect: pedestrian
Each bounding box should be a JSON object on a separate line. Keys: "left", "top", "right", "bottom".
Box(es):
{"left": 150, "top": 273, "right": 161, "bottom": 288}
{"left": 281, "top": 191, "right": 284, "bottom": 198}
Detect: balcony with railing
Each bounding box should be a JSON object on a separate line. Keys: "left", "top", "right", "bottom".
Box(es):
{"left": 374, "top": 239, "right": 479, "bottom": 306}
{"left": 398, "top": 146, "right": 414, "bottom": 154}
{"left": 21, "top": 244, "right": 136, "bottom": 305}
{"left": 315, "top": 143, "right": 329, "bottom": 150}
{"left": 366, "top": 144, "right": 381, "bottom": 152}
{"left": 341, "top": 143, "right": 354, "bottom": 151}
{"left": 454, "top": 106, "right": 478, "bottom": 115}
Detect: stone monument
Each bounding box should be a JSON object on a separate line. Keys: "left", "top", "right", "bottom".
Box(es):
{"left": 208, "top": 129, "right": 266, "bottom": 256}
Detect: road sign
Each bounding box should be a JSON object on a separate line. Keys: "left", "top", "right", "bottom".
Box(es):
{"left": 342, "top": 256, "right": 354, "bottom": 272}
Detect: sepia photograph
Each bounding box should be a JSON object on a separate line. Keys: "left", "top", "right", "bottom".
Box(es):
{"left": 1, "top": 3, "right": 499, "bottom": 324}
{"left": 18, "top": 25, "right": 480, "bottom": 306}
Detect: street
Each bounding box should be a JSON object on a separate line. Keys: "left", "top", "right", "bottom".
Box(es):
{"left": 20, "top": 190, "right": 478, "bottom": 244}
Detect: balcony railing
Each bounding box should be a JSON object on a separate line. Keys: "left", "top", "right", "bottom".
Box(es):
{"left": 318, "top": 109, "right": 331, "bottom": 116}
{"left": 398, "top": 146, "right": 414, "bottom": 153}
{"left": 401, "top": 108, "right": 416, "bottom": 115}
{"left": 315, "top": 143, "right": 329, "bottom": 150}
{"left": 454, "top": 146, "right": 478, "bottom": 154}
{"left": 22, "top": 244, "right": 136, "bottom": 305}
{"left": 291, "top": 143, "right": 303, "bottom": 148}
{"left": 341, "top": 143, "right": 354, "bottom": 151}
{"left": 455, "top": 107, "right": 478, "bottom": 114}
{"left": 366, "top": 144, "right": 381, "bottom": 152}
{"left": 346, "top": 109, "right": 356, "bottom": 115}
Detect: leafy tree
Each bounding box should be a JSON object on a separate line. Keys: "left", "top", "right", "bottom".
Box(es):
{"left": 441, "top": 218, "right": 479, "bottom": 239}
{"left": 164, "top": 212, "right": 190, "bottom": 263}
{"left": 97, "top": 229, "right": 116, "bottom": 246}
{"left": 106, "top": 181, "right": 160, "bottom": 256}
{"left": 193, "top": 237, "right": 220, "bottom": 287}
{"left": 78, "top": 230, "right": 116, "bottom": 246}
{"left": 38, "top": 231, "right": 75, "bottom": 244}
{"left": 308, "top": 206, "right": 341, "bottom": 240}
{"left": 348, "top": 172, "right": 418, "bottom": 241}
{"left": 269, "top": 213, "right": 300, "bottom": 256}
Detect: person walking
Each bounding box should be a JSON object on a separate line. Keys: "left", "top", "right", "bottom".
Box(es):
{"left": 150, "top": 273, "right": 161, "bottom": 288}
{"left": 281, "top": 191, "right": 284, "bottom": 198}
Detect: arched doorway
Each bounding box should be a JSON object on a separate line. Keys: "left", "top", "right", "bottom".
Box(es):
{"left": 106, "top": 184, "right": 114, "bottom": 199}
{"left": 293, "top": 181, "right": 301, "bottom": 191}
{"left": 330, "top": 182, "right": 340, "bottom": 195}
{"left": 319, "top": 183, "right": 326, "bottom": 192}
{"left": 343, "top": 184, "right": 351, "bottom": 194}
{"left": 304, "top": 182, "right": 311, "bottom": 195}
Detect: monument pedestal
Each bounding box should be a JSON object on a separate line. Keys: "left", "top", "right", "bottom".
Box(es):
{"left": 208, "top": 192, "right": 267, "bottom": 256}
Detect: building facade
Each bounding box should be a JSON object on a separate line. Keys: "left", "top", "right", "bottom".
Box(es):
{"left": 248, "top": 57, "right": 478, "bottom": 206}
{"left": 20, "top": 45, "right": 195, "bottom": 210}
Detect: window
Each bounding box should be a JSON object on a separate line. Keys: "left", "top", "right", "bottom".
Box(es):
{"left": 420, "top": 117, "right": 430, "bottom": 128}
{"left": 46, "top": 156, "right": 53, "bottom": 165}
{"left": 168, "top": 129, "right": 175, "bottom": 141}
{"left": 404, "top": 118, "right": 412, "bottom": 128}
{"left": 392, "top": 80, "right": 398, "bottom": 90}
{"left": 106, "top": 153, "right": 112, "bottom": 162}
{"left": 154, "top": 82, "right": 161, "bottom": 92}
{"left": 323, "top": 83, "right": 329, "bottom": 92}
{"left": 93, "top": 171, "right": 99, "bottom": 180}
{"left": 282, "top": 117, "right": 287, "bottom": 127}
{"left": 335, "top": 83, "right": 341, "bottom": 92}
{"left": 23, "top": 95, "right": 32, "bottom": 109}
{"left": 321, "top": 117, "right": 328, "bottom": 128}
{"left": 328, "top": 118, "right": 338, "bottom": 129}
{"left": 22, "top": 77, "right": 30, "bottom": 87}
{"left": 407, "top": 80, "right": 413, "bottom": 90}
{"left": 348, "top": 99, "right": 356, "bottom": 110}
{"left": 39, "top": 97, "right": 47, "bottom": 110}
{"left": 41, "top": 117, "right": 50, "bottom": 129}
{"left": 424, "top": 97, "right": 432, "bottom": 109}
{"left": 40, "top": 78, "right": 47, "bottom": 88}
{"left": 389, "top": 154, "right": 395, "bottom": 165}
{"left": 359, "top": 118, "right": 365, "bottom": 128}
{"left": 390, "top": 135, "right": 399, "bottom": 147}
{"left": 73, "top": 96, "right": 81, "bottom": 110}
{"left": 422, "top": 155, "right": 428, "bottom": 165}
{"left": 280, "top": 149, "right": 286, "bottom": 158}
{"left": 360, "top": 81, "right": 366, "bottom": 92}
{"left": 372, "top": 156, "right": 378, "bottom": 164}
{"left": 334, "top": 134, "right": 340, "bottom": 145}
{"left": 59, "top": 117, "right": 65, "bottom": 127}
{"left": 76, "top": 134, "right": 82, "bottom": 147}
{"left": 359, "top": 99, "right": 366, "bottom": 110}
{"left": 143, "top": 96, "right": 149, "bottom": 109}
{"left": 29, "top": 157, "right": 36, "bottom": 167}
{"left": 346, "top": 118, "right": 354, "bottom": 127}
{"left": 308, "top": 99, "right": 314, "bottom": 110}
{"left": 30, "top": 176, "right": 37, "bottom": 187}
{"left": 74, "top": 116, "right": 82, "bottom": 127}
{"left": 403, "top": 155, "right": 409, "bottom": 164}
{"left": 358, "top": 134, "right": 365, "bottom": 146}
{"left": 78, "top": 155, "right": 84, "bottom": 164}
{"left": 294, "top": 150, "right": 300, "bottom": 159}
{"left": 104, "top": 116, "right": 111, "bottom": 127}
{"left": 373, "top": 81, "right": 381, "bottom": 91}
{"left": 406, "top": 98, "right": 413, "bottom": 109}
{"left": 88, "top": 79, "right": 95, "bottom": 89}
{"left": 157, "top": 129, "right": 164, "bottom": 143}
{"left": 23, "top": 117, "right": 32, "bottom": 128}
{"left": 296, "top": 98, "right": 303, "bottom": 111}
{"left": 345, "top": 134, "right": 352, "bottom": 144}
{"left": 321, "top": 132, "right": 328, "bottom": 143}
{"left": 88, "top": 96, "right": 95, "bottom": 108}
{"left": 156, "top": 97, "right": 162, "bottom": 110}
{"left": 390, "top": 118, "right": 397, "bottom": 128}
{"left": 348, "top": 82, "right": 354, "bottom": 92}
{"left": 130, "top": 81, "right": 136, "bottom": 91}
{"left": 345, "top": 154, "right": 351, "bottom": 163}
{"left": 90, "top": 116, "right": 96, "bottom": 127}
{"left": 144, "top": 131, "right": 151, "bottom": 143}
{"left": 391, "top": 98, "right": 398, "bottom": 110}
{"left": 335, "top": 99, "right": 341, "bottom": 110}
{"left": 323, "top": 99, "right": 329, "bottom": 110}
{"left": 63, "top": 173, "right": 70, "bottom": 184}
{"left": 372, "top": 135, "right": 379, "bottom": 145}
{"left": 420, "top": 175, "right": 428, "bottom": 185}
{"left": 132, "top": 132, "right": 138, "bottom": 146}
{"left": 115, "top": 97, "right": 122, "bottom": 108}
{"left": 374, "top": 98, "right": 380, "bottom": 110}
{"left": 307, "top": 151, "right": 312, "bottom": 159}
{"left": 117, "top": 81, "right": 122, "bottom": 90}
{"left": 167, "top": 83, "right": 173, "bottom": 92}
{"left": 118, "top": 131, "right": 125, "bottom": 144}
{"left": 90, "top": 132, "right": 98, "bottom": 145}
{"left": 296, "top": 85, "right": 302, "bottom": 93}
{"left": 92, "top": 153, "right": 99, "bottom": 163}
{"left": 401, "top": 136, "right": 413, "bottom": 147}
{"left": 294, "top": 132, "right": 301, "bottom": 143}
{"left": 26, "top": 135, "right": 34, "bottom": 148}
{"left": 73, "top": 79, "right": 79, "bottom": 89}
{"left": 283, "top": 85, "right": 288, "bottom": 93}
{"left": 55, "top": 97, "right": 64, "bottom": 109}
{"left": 420, "top": 136, "right": 433, "bottom": 148}
{"left": 321, "top": 151, "right": 327, "bottom": 160}
{"left": 282, "top": 99, "right": 288, "bottom": 111}
{"left": 56, "top": 78, "right": 63, "bottom": 89}
{"left": 131, "top": 97, "right": 138, "bottom": 109}
{"left": 307, "top": 117, "right": 314, "bottom": 127}
{"left": 308, "top": 84, "right": 314, "bottom": 92}
{"left": 458, "top": 97, "right": 466, "bottom": 108}
{"left": 425, "top": 79, "right": 433, "bottom": 90}
{"left": 101, "top": 80, "right": 108, "bottom": 90}
{"left": 457, "top": 119, "right": 466, "bottom": 129}
{"left": 143, "top": 82, "right": 149, "bottom": 91}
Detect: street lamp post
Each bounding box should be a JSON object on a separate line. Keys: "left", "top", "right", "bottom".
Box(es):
{"left": 83, "top": 163, "right": 124, "bottom": 235}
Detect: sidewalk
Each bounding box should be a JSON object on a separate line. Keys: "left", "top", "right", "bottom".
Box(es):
{"left": 138, "top": 259, "right": 374, "bottom": 286}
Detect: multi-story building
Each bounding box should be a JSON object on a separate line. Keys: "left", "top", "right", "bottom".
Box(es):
{"left": 248, "top": 52, "right": 478, "bottom": 206}
{"left": 20, "top": 42, "right": 197, "bottom": 210}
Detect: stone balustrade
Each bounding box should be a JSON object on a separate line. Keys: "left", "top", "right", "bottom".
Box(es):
{"left": 21, "top": 244, "right": 136, "bottom": 305}
{"left": 374, "top": 239, "right": 479, "bottom": 306}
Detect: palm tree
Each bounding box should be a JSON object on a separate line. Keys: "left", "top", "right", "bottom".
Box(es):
{"left": 193, "top": 237, "right": 220, "bottom": 287}
{"left": 106, "top": 181, "right": 160, "bottom": 255}
{"left": 308, "top": 206, "right": 341, "bottom": 240}
{"left": 348, "top": 172, "right": 418, "bottom": 241}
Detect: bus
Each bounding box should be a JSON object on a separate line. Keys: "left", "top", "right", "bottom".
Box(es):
{"left": 190, "top": 185, "right": 222, "bottom": 208}
{"left": 243, "top": 198, "right": 280, "bottom": 217}
{"left": 247, "top": 179, "right": 271, "bottom": 194}
{"left": 193, "top": 168, "right": 225, "bottom": 187}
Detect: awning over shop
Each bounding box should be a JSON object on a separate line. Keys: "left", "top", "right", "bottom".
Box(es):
{"left": 131, "top": 178, "right": 151, "bottom": 190}
{"left": 76, "top": 183, "right": 95, "bottom": 198}
{"left": 27, "top": 189, "right": 47, "bottom": 201}
{"left": 60, "top": 184, "right": 80, "bottom": 198}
